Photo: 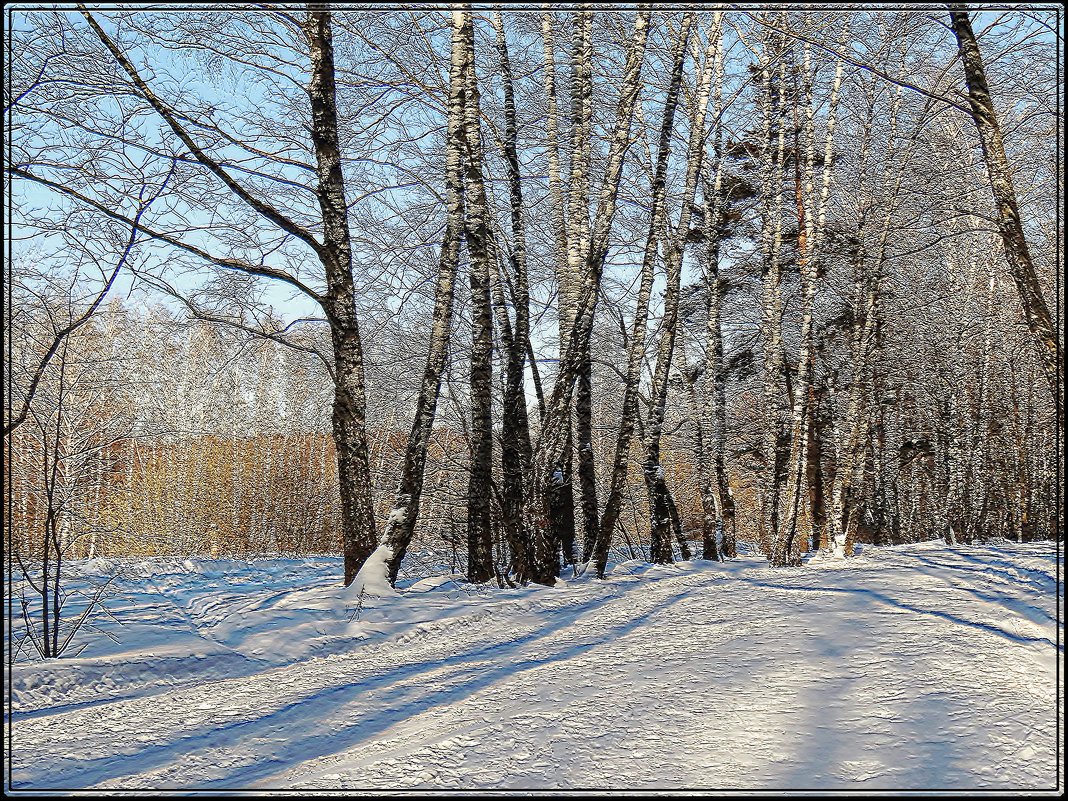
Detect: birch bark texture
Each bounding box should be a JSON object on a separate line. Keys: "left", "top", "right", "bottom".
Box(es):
{"left": 948, "top": 7, "right": 1061, "bottom": 430}
{"left": 383, "top": 8, "right": 467, "bottom": 585}
{"left": 526, "top": 8, "right": 652, "bottom": 586}
{"left": 698, "top": 18, "right": 734, "bottom": 561}
{"left": 492, "top": 11, "right": 535, "bottom": 584}
{"left": 457, "top": 7, "right": 496, "bottom": 585}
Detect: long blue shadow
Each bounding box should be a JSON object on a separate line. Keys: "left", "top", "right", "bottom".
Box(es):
{"left": 8, "top": 652, "right": 271, "bottom": 723}
{"left": 899, "top": 551, "right": 1058, "bottom": 594}
{"left": 13, "top": 577, "right": 706, "bottom": 790}
{"left": 900, "top": 554, "right": 1057, "bottom": 626}
{"left": 744, "top": 580, "right": 1060, "bottom": 652}
{"left": 214, "top": 581, "right": 707, "bottom": 789}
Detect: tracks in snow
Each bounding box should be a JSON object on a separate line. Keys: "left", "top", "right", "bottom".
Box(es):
{"left": 8, "top": 543, "right": 1060, "bottom": 791}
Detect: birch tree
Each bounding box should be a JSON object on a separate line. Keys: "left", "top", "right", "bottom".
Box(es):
{"left": 696, "top": 20, "right": 737, "bottom": 561}
{"left": 382, "top": 8, "right": 467, "bottom": 585}
{"left": 643, "top": 14, "right": 719, "bottom": 565}
{"left": 948, "top": 7, "right": 1062, "bottom": 429}
{"left": 491, "top": 10, "right": 535, "bottom": 583}
{"left": 591, "top": 12, "right": 694, "bottom": 578}
{"left": 456, "top": 7, "right": 496, "bottom": 584}
{"left": 757, "top": 24, "right": 793, "bottom": 565}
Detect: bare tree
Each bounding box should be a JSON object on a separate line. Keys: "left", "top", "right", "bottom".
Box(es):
{"left": 948, "top": 7, "right": 1061, "bottom": 428}
{"left": 591, "top": 12, "right": 694, "bottom": 578}
{"left": 16, "top": 8, "right": 381, "bottom": 585}
{"left": 382, "top": 8, "right": 467, "bottom": 586}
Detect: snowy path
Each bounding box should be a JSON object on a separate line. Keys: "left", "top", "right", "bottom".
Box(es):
{"left": 7, "top": 542, "right": 1061, "bottom": 792}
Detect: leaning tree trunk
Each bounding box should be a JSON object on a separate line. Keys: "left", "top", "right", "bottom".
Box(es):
{"left": 948, "top": 7, "right": 1062, "bottom": 430}
{"left": 382, "top": 8, "right": 467, "bottom": 585}
{"left": 592, "top": 12, "right": 694, "bottom": 577}
{"left": 643, "top": 19, "right": 718, "bottom": 566}
{"left": 526, "top": 9, "right": 651, "bottom": 586}
{"left": 458, "top": 7, "right": 495, "bottom": 585}
{"left": 306, "top": 10, "right": 378, "bottom": 585}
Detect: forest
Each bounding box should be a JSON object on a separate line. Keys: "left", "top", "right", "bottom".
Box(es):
{"left": 4, "top": 4, "right": 1063, "bottom": 793}
{"left": 6, "top": 5, "right": 1063, "bottom": 635}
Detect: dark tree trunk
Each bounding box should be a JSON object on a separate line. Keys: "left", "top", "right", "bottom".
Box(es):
{"left": 329, "top": 328, "right": 377, "bottom": 586}
{"left": 702, "top": 223, "right": 730, "bottom": 562}
{"left": 949, "top": 8, "right": 1061, "bottom": 429}
{"left": 575, "top": 350, "right": 599, "bottom": 568}
{"left": 807, "top": 383, "right": 831, "bottom": 552}
{"left": 458, "top": 8, "right": 494, "bottom": 584}
{"left": 758, "top": 41, "right": 792, "bottom": 567}
{"left": 666, "top": 475, "right": 691, "bottom": 560}
{"left": 549, "top": 451, "right": 576, "bottom": 574}
{"left": 306, "top": 10, "right": 377, "bottom": 585}
{"left": 493, "top": 12, "right": 534, "bottom": 582}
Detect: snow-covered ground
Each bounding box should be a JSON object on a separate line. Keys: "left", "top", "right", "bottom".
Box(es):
{"left": 5, "top": 541, "right": 1062, "bottom": 792}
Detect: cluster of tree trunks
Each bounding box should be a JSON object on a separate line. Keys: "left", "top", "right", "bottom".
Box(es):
{"left": 13, "top": 7, "right": 1058, "bottom": 590}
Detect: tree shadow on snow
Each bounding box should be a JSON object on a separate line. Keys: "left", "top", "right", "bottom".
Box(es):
{"left": 15, "top": 579, "right": 705, "bottom": 791}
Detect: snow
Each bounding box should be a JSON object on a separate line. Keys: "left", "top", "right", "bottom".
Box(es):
{"left": 344, "top": 544, "right": 397, "bottom": 599}
{"left": 6, "top": 541, "right": 1061, "bottom": 792}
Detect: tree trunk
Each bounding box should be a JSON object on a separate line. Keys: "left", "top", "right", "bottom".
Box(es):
{"left": 807, "top": 381, "right": 831, "bottom": 551}
{"left": 492, "top": 11, "right": 534, "bottom": 584}
{"left": 569, "top": 11, "right": 601, "bottom": 571}
{"left": 776, "top": 47, "right": 815, "bottom": 566}
{"left": 948, "top": 8, "right": 1061, "bottom": 428}
{"left": 593, "top": 13, "right": 693, "bottom": 577}
{"left": 382, "top": 9, "right": 466, "bottom": 585}
{"left": 533, "top": 11, "right": 575, "bottom": 583}
{"left": 700, "top": 21, "right": 733, "bottom": 562}
{"left": 458, "top": 8, "right": 495, "bottom": 585}
{"left": 306, "top": 10, "right": 377, "bottom": 585}
{"left": 759, "top": 32, "right": 791, "bottom": 565}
